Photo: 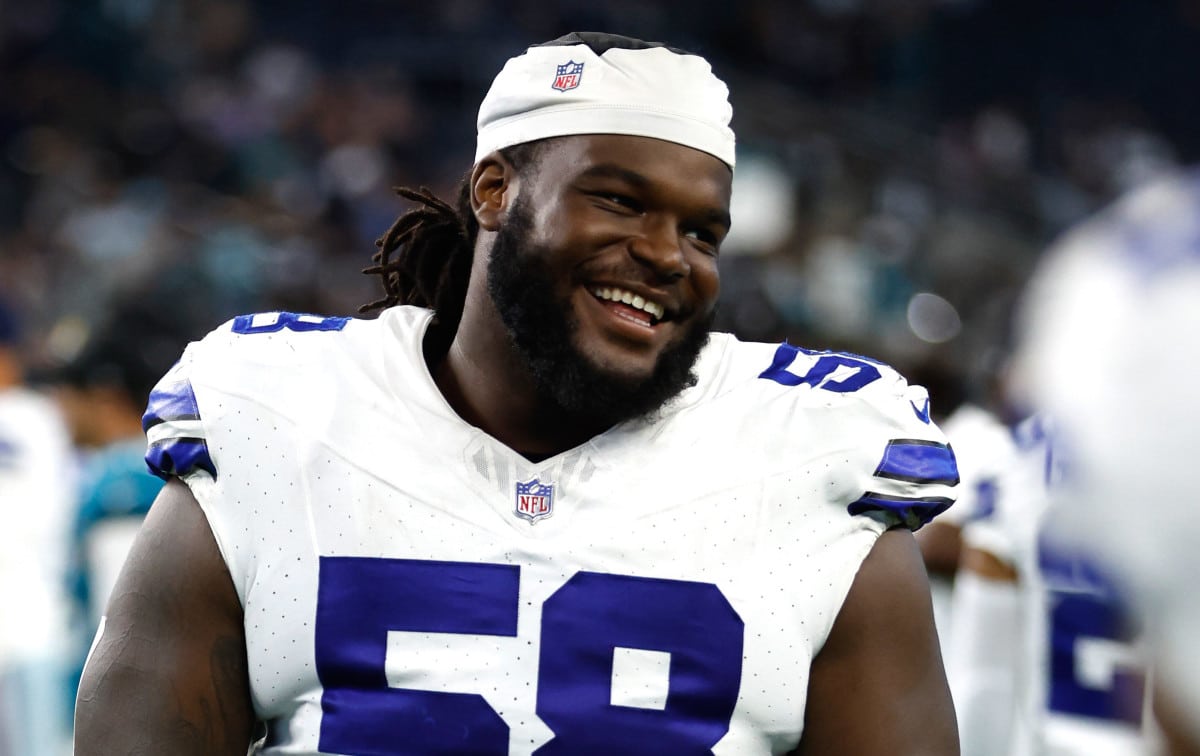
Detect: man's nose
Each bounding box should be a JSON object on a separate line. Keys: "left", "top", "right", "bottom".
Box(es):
{"left": 628, "top": 216, "right": 689, "bottom": 281}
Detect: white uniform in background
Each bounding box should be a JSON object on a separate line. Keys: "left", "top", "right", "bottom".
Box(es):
{"left": 929, "top": 402, "right": 1016, "bottom": 636}
{"left": 1017, "top": 167, "right": 1200, "bottom": 748}
{"left": 963, "top": 416, "right": 1148, "bottom": 756}
{"left": 139, "top": 306, "right": 958, "bottom": 755}
{"left": 935, "top": 402, "right": 1020, "bottom": 756}
{"left": 0, "top": 387, "right": 75, "bottom": 756}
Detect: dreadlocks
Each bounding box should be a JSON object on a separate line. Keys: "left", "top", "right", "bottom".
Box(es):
{"left": 360, "top": 142, "right": 544, "bottom": 353}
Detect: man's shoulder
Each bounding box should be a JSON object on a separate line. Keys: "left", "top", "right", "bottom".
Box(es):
{"left": 179, "top": 307, "right": 429, "bottom": 385}
{"left": 692, "top": 333, "right": 917, "bottom": 415}
{"left": 141, "top": 308, "right": 433, "bottom": 481}
{"left": 676, "top": 334, "right": 957, "bottom": 531}
{"left": 190, "top": 310, "right": 378, "bottom": 363}
{"left": 681, "top": 332, "right": 950, "bottom": 467}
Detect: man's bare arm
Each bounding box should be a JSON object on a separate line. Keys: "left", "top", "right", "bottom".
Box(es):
{"left": 796, "top": 528, "right": 959, "bottom": 755}
{"left": 74, "top": 477, "right": 256, "bottom": 755}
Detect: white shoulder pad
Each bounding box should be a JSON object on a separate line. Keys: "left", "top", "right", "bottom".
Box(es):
{"left": 142, "top": 311, "right": 354, "bottom": 479}
{"left": 756, "top": 342, "right": 960, "bottom": 530}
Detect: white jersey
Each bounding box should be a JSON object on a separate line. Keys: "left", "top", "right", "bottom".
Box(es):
{"left": 0, "top": 387, "right": 74, "bottom": 660}
{"left": 926, "top": 402, "right": 1017, "bottom": 654}
{"left": 964, "top": 417, "right": 1148, "bottom": 756}
{"left": 1016, "top": 168, "right": 1200, "bottom": 744}
{"left": 937, "top": 403, "right": 1016, "bottom": 528}
{"left": 0, "top": 386, "right": 76, "bottom": 756}
{"left": 143, "top": 306, "right": 959, "bottom": 756}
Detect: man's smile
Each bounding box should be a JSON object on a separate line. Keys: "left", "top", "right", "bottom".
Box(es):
{"left": 589, "top": 285, "right": 667, "bottom": 326}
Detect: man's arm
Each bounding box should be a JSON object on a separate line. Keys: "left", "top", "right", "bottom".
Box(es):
{"left": 795, "top": 528, "right": 959, "bottom": 755}
{"left": 74, "top": 477, "right": 256, "bottom": 755}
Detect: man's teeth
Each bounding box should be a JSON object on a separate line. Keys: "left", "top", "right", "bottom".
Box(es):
{"left": 591, "top": 287, "right": 666, "bottom": 321}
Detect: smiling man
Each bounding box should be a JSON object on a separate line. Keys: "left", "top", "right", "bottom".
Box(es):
{"left": 74, "top": 32, "right": 960, "bottom": 755}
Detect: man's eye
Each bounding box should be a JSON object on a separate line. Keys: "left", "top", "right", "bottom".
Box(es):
{"left": 594, "top": 193, "right": 640, "bottom": 212}
{"left": 684, "top": 228, "right": 720, "bottom": 253}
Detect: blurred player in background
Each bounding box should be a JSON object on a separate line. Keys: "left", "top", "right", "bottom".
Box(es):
{"left": 912, "top": 359, "right": 1017, "bottom": 652}
{"left": 0, "top": 298, "right": 75, "bottom": 756}
{"left": 75, "top": 32, "right": 961, "bottom": 755}
{"left": 952, "top": 413, "right": 1149, "bottom": 756}
{"left": 49, "top": 319, "right": 169, "bottom": 705}
{"left": 1015, "top": 167, "right": 1200, "bottom": 755}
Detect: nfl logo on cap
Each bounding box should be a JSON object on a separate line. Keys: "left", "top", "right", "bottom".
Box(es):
{"left": 515, "top": 478, "right": 554, "bottom": 523}
{"left": 551, "top": 61, "right": 584, "bottom": 91}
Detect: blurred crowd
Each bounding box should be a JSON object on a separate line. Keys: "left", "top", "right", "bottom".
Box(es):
{"left": 3, "top": 0, "right": 1198, "bottom": 378}
{"left": 3, "top": 0, "right": 1200, "bottom": 752}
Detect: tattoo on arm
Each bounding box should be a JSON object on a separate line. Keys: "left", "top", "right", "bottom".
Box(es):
{"left": 165, "top": 635, "right": 254, "bottom": 756}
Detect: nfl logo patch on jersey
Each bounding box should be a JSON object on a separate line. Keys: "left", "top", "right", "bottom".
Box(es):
{"left": 551, "top": 61, "right": 584, "bottom": 91}
{"left": 515, "top": 478, "right": 554, "bottom": 524}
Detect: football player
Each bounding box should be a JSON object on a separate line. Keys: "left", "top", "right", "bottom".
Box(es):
{"left": 1015, "top": 168, "right": 1200, "bottom": 755}
{"left": 952, "top": 415, "right": 1150, "bottom": 755}
{"left": 49, "top": 322, "right": 169, "bottom": 703}
{"left": 75, "top": 33, "right": 961, "bottom": 755}
{"left": 0, "top": 299, "right": 75, "bottom": 755}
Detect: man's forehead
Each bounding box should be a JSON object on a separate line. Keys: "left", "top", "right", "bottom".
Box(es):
{"left": 538, "top": 134, "right": 731, "bottom": 184}
{"left": 519, "top": 136, "right": 732, "bottom": 214}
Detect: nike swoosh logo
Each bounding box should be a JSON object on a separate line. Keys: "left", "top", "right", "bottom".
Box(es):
{"left": 911, "top": 398, "right": 931, "bottom": 424}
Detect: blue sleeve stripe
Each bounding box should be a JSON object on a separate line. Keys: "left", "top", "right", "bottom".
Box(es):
{"left": 873, "top": 439, "right": 960, "bottom": 486}
{"left": 848, "top": 492, "right": 955, "bottom": 529}
{"left": 145, "top": 437, "right": 217, "bottom": 480}
{"left": 142, "top": 380, "right": 202, "bottom": 431}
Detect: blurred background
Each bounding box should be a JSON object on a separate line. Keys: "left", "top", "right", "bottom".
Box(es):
{"left": 2, "top": 0, "right": 1198, "bottom": 752}
{"left": 5, "top": 0, "right": 1198, "bottom": 376}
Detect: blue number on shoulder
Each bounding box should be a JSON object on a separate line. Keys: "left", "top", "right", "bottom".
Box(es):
{"left": 231, "top": 312, "right": 349, "bottom": 334}
{"left": 315, "top": 559, "right": 745, "bottom": 755}
{"left": 759, "top": 342, "right": 883, "bottom": 393}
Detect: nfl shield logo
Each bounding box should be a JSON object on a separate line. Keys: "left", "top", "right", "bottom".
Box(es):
{"left": 515, "top": 478, "right": 555, "bottom": 524}
{"left": 551, "top": 61, "right": 584, "bottom": 92}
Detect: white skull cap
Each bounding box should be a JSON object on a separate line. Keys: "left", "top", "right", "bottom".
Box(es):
{"left": 475, "top": 32, "right": 736, "bottom": 168}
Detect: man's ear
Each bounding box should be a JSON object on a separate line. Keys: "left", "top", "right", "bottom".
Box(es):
{"left": 470, "top": 153, "right": 516, "bottom": 232}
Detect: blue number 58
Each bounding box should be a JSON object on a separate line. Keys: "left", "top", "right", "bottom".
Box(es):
{"left": 314, "top": 558, "right": 745, "bottom": 755}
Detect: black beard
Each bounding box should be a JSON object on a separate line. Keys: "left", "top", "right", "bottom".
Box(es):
{"left": 486, "top": 199, "right": 714, "bottom": 429}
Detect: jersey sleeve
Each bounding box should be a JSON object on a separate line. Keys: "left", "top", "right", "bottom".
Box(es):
{"left": 141, "top": 311, "right": 354, "bottom": 481}
{"left": 756, "top": 342, "right": 960, "bottom": 531}
{"left": 139, "top": 311, "right": 359, "bottom": 608}
{"left": 142, "top": 341, "right": 218, "bottom": 481}
{"left": 847, "top": 375, "right": 960, "bottom": 530}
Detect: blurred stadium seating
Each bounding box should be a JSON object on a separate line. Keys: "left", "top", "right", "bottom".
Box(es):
{"left": 4, "top": 0, "right": 1199, "bottom": 391}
